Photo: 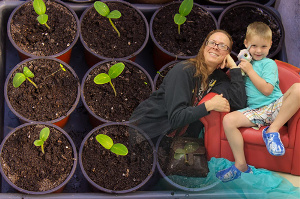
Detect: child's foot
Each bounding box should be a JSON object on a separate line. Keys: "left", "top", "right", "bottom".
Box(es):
{"left": 216, "top": 165, "right": 252, "bottom": 182}
{"left": 262, "top": 126, "right": 285, "bottom": 156}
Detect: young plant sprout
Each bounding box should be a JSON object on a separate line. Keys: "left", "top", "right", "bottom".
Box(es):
{"left": 94, "top": 62, "right": 125, "bottom": 96}
{"left": 174, "top": 0, "right": 193, "bottom": 34}
{"left": 45, "top": 64, "right": 66, "bottom": 78}
{"left": 34, "top": 127, "right": 50, "bottom": 154}
{"left": 33, "top": 0, "right": 50, "bottom": 29}
{"left": 157, "top": 71, "right": 165, "bottom": 78}
{"left": 96, "top": 134, "right": 128, "bottom": 156}
{"left": 174, "top": 142, "right": 199, "bottom": 163}
{"left": 13, "top": 66, "right": 38, "bottom": 89}
{"left": 94, "top": 1, "right": 121, "bottom": 37}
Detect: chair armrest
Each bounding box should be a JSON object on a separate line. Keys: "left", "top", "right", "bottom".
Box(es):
{"left": 289, "top": 108, "right": 300, "bottom": 175}
{"left": 198, "top": 92, "right": 227, "bottom": 160}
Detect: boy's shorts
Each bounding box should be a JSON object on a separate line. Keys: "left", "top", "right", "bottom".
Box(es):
{"left": 238, "top": 96, "right": 284, "bottom": 128}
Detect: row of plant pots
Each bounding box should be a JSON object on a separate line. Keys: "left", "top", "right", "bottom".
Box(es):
{"left": 8, "top": 0, "right": 284, "bottom": 71}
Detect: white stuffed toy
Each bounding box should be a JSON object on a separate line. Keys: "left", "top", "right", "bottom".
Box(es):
{"left": 237, "top": 45, "right": 252, "bottom": 76}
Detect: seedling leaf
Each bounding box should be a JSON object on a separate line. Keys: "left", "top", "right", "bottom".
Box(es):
{"left": 37, "top": 14, "right": 48, "bottom": 25}
{"left": 23, "top": 67, "right": 34, "bottom": 78}
{"left": 179, "top": 0, "right": 193, "bottom": 16}
{"left": 107, "top": 10, "right": 121, "bottom": 19}
{"left": 13, "top": 73, "right": 26, "bottom": 88}
{"left": 96, "top": 134, "right": 113, "bottom": 149}
{"left": 110, "top": 143, "right": 128, "bottom": 156}
{"left": 108, "top": 62, "right": 125, "bottom": 79}
{"left": 34, "top": 140, "right": 44, "bottom": 146}
{"left": 174, "top": 14, "right": 186, "bottom": 25}
{"left": 184, "top": 142, "right": 199, "bottom": 153}
{"left": 94, "top": 1, "right": 110, "bottom": 17}
{"left": 94, "top": 73, "right": 111, "bottom": 84}
{"left": 40, "top": 127, "right": 50, "bottom": 141}
{"left": 33, "top": 0, "right": 46, "bottom": 15}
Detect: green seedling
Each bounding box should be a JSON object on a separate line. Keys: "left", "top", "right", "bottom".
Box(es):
{"left": 94, "top": 62, "right": 125, "bottom": 96}
{"left": 96, "top": 134, "right": 128, "bottom": 156}
{"left": 45, "top": 64, "right": 66, "bottom": 78}
{"left": 174, "top": 142, "right": 199, "bottom": 163}
{"left": 34, "top": 127, "right": 50, "bottom": 154}
{"left": 33, "top": 0, "right": 50, "bottom": 29}
{"left": 13, "top": 66, "right": 38, "bottom": 89}
{"left": 157, "top": 71, "right": 164, "bottom": 78}
{"left": 94, "top": 1, "right": 121, "bottom": 37}
{"left": 174, "top": 0, "right": 193, "bottom": 34}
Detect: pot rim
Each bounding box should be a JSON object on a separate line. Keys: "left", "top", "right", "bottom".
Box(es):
{"left": 78, "top": 122, "right": 157, "bottom": 194}
{"left": 153, "top": 60, "right": 180, "bottom": 89}
{"left": 79, "top": 0, "right": 150, "bottom": 60}
{"left": 149, "top": 1, "right": 219, "bottom": 60}
{"left": 217, "top": 1, "right": 285, "bottom": 59}
{"left": 0, "top": 122, "right": 78, "bottom": 194}
{"left": 155, "top": 133, "right": 220, "bottom": 192}
{"left": 80, "top": 58, "right": 155, "bottom": 124}
{"left": 7, "top": 0, "right": 80, "bottom": 59}
{"left": 4, "top": 57, "right": 81, "bottom": 125}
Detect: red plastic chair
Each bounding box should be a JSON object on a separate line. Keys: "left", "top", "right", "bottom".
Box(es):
{"left": 199, "top": 60, "right": 300, "bottom": 175}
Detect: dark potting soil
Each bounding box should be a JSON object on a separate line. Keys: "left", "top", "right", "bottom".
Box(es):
{"left": 220, "top": 6, "right": 282, "bottom": 56}
{"left": 7, "top": 59, "right": 79, "bottom": 122}
{"left": 152, "top": 3, "right": 216, "bottom": 57}
{"left": 0, "top": 124, "right": 74, "bottom": 192}
{"left": 83, "top": 61, "right": 153, "bottom": 122}
{"left": 155, "top": 62, "right": 177, "bottom": 90}
{"left": 82, "top": 125, "right": 154, "bottom": 191}
{"left": 10, "top": 0, "right": 77, "bottom": 56}
{"left": 81, "top": 2, "right": 146, "bottom": 58}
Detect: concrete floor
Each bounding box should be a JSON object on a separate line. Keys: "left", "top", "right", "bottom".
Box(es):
{"left": 275, "top": 0, "right": 300, "bottom": 68}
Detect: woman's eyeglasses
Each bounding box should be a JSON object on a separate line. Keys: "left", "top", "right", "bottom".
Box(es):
{"left": 206, "top": 40, "right": 230, "bottom": 51}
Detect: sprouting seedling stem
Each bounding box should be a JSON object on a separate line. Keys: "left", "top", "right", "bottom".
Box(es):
{"left": 94, "top": 1, "right": 121, "bottom": 37}
{"left": 96, "top": 134, "right": 128, "bottom": 156}
{"left": 45, "top": 64, "right": 66, "bottom": 78}
{"left": 157, "top": 71, "right": 164, "bottom": 77}
{"left": 13, "top": 66, "right": 38, "bottom": 89}
{"left": 34, "top": 127, "right": 50, "bottom": 154}
{"left": 33, "top": 0, "right": 50, "bottom": 30}
{"left": 94, "top": 62, "right": 125, "bottom": 96}
{"left": 174, "top": 142, "right": 199, "bottom": 164}
{"left": 174, "top": 0, "right": 193, "bottom": 34}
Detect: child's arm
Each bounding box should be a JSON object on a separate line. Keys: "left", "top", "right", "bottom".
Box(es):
{"left": 239, "top": 59, "right": 274, "bottom": 96}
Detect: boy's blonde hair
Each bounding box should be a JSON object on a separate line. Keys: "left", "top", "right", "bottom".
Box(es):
{"left": 245, "top": 22, "right": 272, "bottom": 41}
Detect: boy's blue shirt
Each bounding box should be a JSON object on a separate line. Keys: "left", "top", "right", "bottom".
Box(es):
{"left": 244, "top": 57, "right": 283, "bottom": 109}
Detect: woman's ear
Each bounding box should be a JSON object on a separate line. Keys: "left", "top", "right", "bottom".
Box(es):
{"left": 244, "top": 39, "right": 248, "bottom": 48}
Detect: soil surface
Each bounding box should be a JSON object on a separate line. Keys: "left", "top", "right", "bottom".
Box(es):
{"left": 0, "top": 124, "right": 74, "bottom": 192}
{"left": 152, "top": 3, "right": 216, "bottom": 57}
{"left": 154, "top": 62, "right": 177, "bottom": 90}
{"left": 219, "top": 5, "right": 283, "bottom": 56}
{"left": 82, "top": 125, "right": 154, "bottom": 191}
{"left": 81, "top": 2, "right": 147, "bottom": 58}
{"left": 7, "top": 59, "right": 79, "bottom": 122}
{"left": 83, "top": 61, "right": 153, "bottom": 122}
{"left": 10, "top": 0, "right": 77, "bottom": 56}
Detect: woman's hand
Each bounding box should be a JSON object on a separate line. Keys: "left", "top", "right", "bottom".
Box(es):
{"left": 204, "top": 94, "right": 230, "bottom": 112}
{"left": 220, "top": 54, "right": 238, "bottom": 69}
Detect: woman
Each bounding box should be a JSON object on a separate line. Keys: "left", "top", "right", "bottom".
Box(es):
{"left": 130, "top": 30, "right": 246, "bottom": 139}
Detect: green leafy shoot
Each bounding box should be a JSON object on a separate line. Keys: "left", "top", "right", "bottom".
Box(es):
{"left": 94, "top": 1, "right": 121, "bottom": 37}
{"left": 174, "top": 0, "right": 193, "bottom": 34}
{"left": 13, "top": 67, "right": 38, "bottom": 89}
{"left": 45, "top": 64, "right": 66, "bottom": 78}
{"left": 33, "top": 0, "right": 50, "bottom": 29}
{"left": 96, "top": 134, "right": 128, "bottom": 156}
{"left": 174, "top": 142, "right": 199, "bottom": 163}
{"left": 157, "top": 71, "right": 164, "bottom": 77}
{"left": 94, "top": 62, "right": 125, "bottom": 96}
{"left": 34, "top": 127, "right": 50, "bottom": 154}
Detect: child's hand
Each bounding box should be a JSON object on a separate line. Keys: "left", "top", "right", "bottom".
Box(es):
{"left": 238, "top": 59, "right": 253, "bottom": 75}
{"left": 220, "top": 54, "right": 238, "bottom": 69}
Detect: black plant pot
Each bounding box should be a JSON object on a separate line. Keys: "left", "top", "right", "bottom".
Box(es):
{"left": 0, "top": 122, "right": 77, "bottom": 194}
{"left": 79, "top": 122, "right": 157, "bottom": 193}
{"left": 150, "top": 1, "right": 218, "bottom": 70}
{"left": 218, "top": 1, "right": 285, "bottom": 60}
{"left": 153, "top": 60, "right": 179, "bottom": 90}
